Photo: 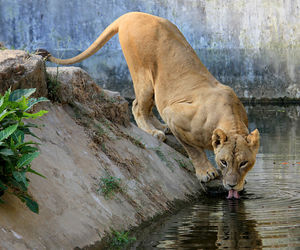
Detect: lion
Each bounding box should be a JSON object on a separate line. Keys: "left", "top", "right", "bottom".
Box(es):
{"left": 37, "top": 12, "right": 260, "bottom": 199}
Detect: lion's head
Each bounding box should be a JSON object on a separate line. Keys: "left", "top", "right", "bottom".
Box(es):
{"left": 212, "top": 128, "right": 260, "bottom": 198}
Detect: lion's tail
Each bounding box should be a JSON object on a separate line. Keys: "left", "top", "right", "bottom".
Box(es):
{"left": 40, "top": 16, "right": 122, "bottom": 65}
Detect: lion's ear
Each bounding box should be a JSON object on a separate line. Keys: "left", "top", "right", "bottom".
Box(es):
{"left": 212, "top": 128, "right": 227, "bottom": 150}
{"left": 246, "top": 129, "right": 260, "bottom": 151}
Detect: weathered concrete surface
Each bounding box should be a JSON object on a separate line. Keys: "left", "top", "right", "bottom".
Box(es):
{"left": 0, "top": 104, "right": 202, "bottom": 249}
{"left": 0, "top": 50, "right": 203, "bottom": 249}
{"left": 0, "top": 50, "right": 47, "bottom": 97}
{"left": 0, "top": 0, "right": 299, "bottom": 99}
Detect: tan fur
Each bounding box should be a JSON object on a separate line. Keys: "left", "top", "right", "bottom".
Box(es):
{"left": 43, "top": 12, "right": 260, "bottom": 188}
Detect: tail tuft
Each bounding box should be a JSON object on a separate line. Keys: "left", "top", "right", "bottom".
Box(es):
{"left": 35, "top": 49, "right": 51, "bottom": 60}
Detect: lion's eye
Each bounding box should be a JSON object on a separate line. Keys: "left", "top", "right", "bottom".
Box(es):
{"left": 220, "top": 160, "right": 227, "bottom": 167}
{"left": 239, "top": 161, "right": 248, "bottom": 168}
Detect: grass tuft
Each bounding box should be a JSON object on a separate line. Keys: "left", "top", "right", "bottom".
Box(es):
{"left": 109, "top": 230, "right": 136, "bottom": 249}
{"left": 98, "top": 175, "right": 122, "bottom": 199}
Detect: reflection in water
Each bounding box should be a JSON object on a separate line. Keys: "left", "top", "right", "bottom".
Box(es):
{"left": 216, "top": 200, "right": 262, "bottom": 249}
{"left": 154, "top": 199, "right": 262, "bottom": 249}
{"left": 134, "top": 105, "right": 300, "bottom": 249}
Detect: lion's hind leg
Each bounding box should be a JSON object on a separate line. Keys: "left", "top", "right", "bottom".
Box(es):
{"left": 132, "top": 86, "right": 166, "bottom": 141}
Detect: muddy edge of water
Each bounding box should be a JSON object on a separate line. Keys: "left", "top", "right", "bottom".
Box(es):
{"left": 78, "top": 193, "right": 207, "bottom": 250}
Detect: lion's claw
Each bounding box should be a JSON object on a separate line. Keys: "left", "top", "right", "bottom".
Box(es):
{"left": 164, "top": 126, "right": 172, "bottom": 134}
{"left": 196, "top": 166, "right": 219, "bottom": 183}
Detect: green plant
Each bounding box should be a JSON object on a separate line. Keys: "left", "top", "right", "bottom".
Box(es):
{"left": 130, "top": 136, "right": 145, "bottom": 149}
{"left": 174, "top": 158, "right": 193, "bottom": 172}
{"left": 0, "top": 88, "right": 48, "bottom": 213}
{"left": 46, "top": 66, "right": 60, "bottom": 102}
{"left": 98, "top": 175, "right": 122, "bottom": 199}
{"left": 153, "top": 147, "right": 173, "bottom": 170}
{"left": 100, "top": 117, "right": 112, "bottom": 131}
{"left": 96, "top": 124, "right": 106, "bottom": 137}
{"left": 108, "top": 97, "right": 117, "bottom": 103}
{"left": 101, "top": 143, "right": 107, "bottom": 153}
{"left": 0, "top": 43, "right": 6, "bottom": 50}
{"left": 109, "top": 230, "right": 136, "bottom": 249}
{"left": 175, "top": 159, "right": 188, "bottom": 168}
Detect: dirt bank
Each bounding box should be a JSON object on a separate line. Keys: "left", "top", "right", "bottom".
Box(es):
{"left": 0, "top": 50, "right": 202, "bottom": 249}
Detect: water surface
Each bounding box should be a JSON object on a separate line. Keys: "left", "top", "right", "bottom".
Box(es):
{"left": 134, "top": 105, "right": 300, "bottom": 249}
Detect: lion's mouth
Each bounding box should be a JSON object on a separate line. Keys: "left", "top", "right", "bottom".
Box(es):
{"left": 227, "top": 189, "right": 240, "bottom": 199}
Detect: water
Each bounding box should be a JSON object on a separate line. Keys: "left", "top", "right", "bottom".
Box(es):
{"left": 134, "top": 105, "right": 300, "bottom": 249}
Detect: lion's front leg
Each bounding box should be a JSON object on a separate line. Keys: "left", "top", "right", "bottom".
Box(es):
{"left": 162, "top": 105, "right": 218, "bottom": 182}
{"left": 178, "top": 140, "right": 219, "bottom": 182}
{"left": 195, "top": 157, "right": 219, "bottom": 183}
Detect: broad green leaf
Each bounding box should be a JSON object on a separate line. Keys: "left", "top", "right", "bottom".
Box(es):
{"left": 0, "top": 109, "right": 7, "bottom": 120}
{"left": 0, "top": 90, "right": 10, "bottom": 114}
{"left": 1, "top": 118, "right": 18, "bottom": 127}
{"left": 20, "top": 145, "right": 38, "bottom": 154}
{"left": 24, "top": 123, "right": 39, "bottom": 128}
{"left": 12, "top": 129, "right": 25, "bottom": 143}
{"left": 23, "top": 110, "right": 48, "bottom": 119}
{"left": 25, "top": 97, "right": 49, "bottom": 111}
{"left": 22, "top": 126, "right": 41, "bottom": 140}
{"left": 0, "top": 123, "right": 18, "bottom": 141}
{"left": 17, "top": 96, "right": 28, "bottom": 111}
{"left": 16, "top": 152, "right": 39, "bottom": 168}
{"left": 3, "top": 89, "right": 11, "bottom": 103}
{"left": 0, "top": 148, "right": 14, "bottom": 156}
{"left": 10, "top": 179, "right": 27, "bottom": 191}
{"left": 0, "top": 96, "right": 4, "bottom": 108}
{"left": 13, "top": 171, "right": 28, "bottom": 187}
{"left": 8, "top": 96, "right": 28, "bottom": 111}
{"left": 4, "top": 88, "right": 11, "bottom": 96}
{"left": 23, "top": 196, "right": 39, "bottom": 214}
{"left": 0, "top": 110, "right": 15, "bottom": 122}
{"left": 0, "top": 88, "right": 46, "bottom": 214}
{"left": 15, "top": 141, "right": 39, "bottom": 150}
{"left": 9, "top": 88, "right": 36, "bottom": 102}
{"left": 9, "top": 136, "right": 16, "bottom": 150}
{"left": 21, "top": 126, "right": 36, "bottom": 135}
{"left": 27, "top": 168, "right": 46, "bottom": 178}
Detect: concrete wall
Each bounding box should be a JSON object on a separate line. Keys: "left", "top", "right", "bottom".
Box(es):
{"left": 0, "top": 0, "right": 299, "bottom": 99}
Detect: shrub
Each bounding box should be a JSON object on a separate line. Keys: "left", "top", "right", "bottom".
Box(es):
{"left": 109, "top": 230, "right": 136, "bottom": 249}
{"left": 0, "top": 88, "right": 48, "bottom": 213}
{"left": 98, "top": 175, "right": 122, "bottom": 199}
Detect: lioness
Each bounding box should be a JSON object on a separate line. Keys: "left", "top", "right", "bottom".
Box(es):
{"left": 37, "top": 12, "right": 260, "bottom": 199}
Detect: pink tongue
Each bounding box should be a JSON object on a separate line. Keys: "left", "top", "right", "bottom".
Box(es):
{"left": 227, "top": 190, "right": 240, "bottom": 199}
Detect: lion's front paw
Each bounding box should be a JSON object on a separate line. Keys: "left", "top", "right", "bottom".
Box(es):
{"left": 196, "top": 166, "right": 219, "bottom": 182}
{"left": 152, "top": 130, "right": 166, "bottom": 141}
